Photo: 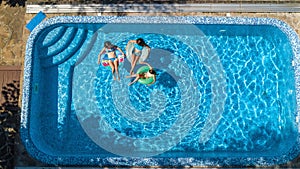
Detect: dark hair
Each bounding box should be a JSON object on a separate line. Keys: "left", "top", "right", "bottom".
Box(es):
{"left": 136, "top": 38, "right": 149, "bottom": 48}
{"left": 104, "top": 41, "right": 116, "bottom": 49}
{"left": 149, "top": 69, "right": 157, "bottom": 75}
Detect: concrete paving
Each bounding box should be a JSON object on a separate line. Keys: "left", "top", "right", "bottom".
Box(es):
{"left": 26, "top": 3, "right": 300, "bottom": 13}
{"left": 0, "top": 3, "right": 26, "bottom": 66}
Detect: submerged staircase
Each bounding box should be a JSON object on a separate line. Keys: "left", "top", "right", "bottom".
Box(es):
{"left": 36, "top": 24, "right": 99, "bottom": 152}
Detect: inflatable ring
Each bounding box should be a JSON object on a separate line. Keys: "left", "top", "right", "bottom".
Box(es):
{"left": 137, "top": 66, "right": 154, "bottom": 85}
{"left": 126, "top": 42, "right": 149, "bottom": 63}
{"left": 101, "top": 50, "right": 125, "bottom": 68}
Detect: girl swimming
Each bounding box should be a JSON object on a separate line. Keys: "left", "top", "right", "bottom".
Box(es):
{"left": 126, "top": 38, "right": 151, "bottom": 75}
{"left": 126, "top": 63, "right": 156, "bottom": 86}
{"left": 98, "top": 41, "right": 125, "bottom": 80}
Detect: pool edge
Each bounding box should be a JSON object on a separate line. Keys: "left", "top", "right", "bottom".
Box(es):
{"left": 21, "top": 16, "right": 300, "bottom": 167}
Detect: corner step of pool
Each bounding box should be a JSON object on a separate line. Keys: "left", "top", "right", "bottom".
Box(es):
{"left": 41, "top": 28, "right": 90, "bottom": 68}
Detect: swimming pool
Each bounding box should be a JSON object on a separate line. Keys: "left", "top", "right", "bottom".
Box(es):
{"left": 21, "top": 16, "right": 300, "bottom": 167}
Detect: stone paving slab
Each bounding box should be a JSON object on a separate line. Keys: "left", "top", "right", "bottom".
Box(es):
{"left": 0, "top": 2, "right": 26, "bottom": 66}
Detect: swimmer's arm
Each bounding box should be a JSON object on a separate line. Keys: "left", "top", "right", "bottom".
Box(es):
{"left": 146, "top": 46, "right": 151, "bottom": 51}
{"left": 139, "top": 61, "right": 152, "bottom": 69}
{"left": 116, "top": 47, "right": 125, "bottom": 56}
{"left": 147, "top": 75, "right": 156, "bottom": 86}
{"left": 151, "top": 75, "right": 156, "bottom": 84}
{"left": 126, "top": 40, "right": 136, "bottom": 50}
{"left": 129, "top": 40, "right": 136, "bottom": 43}
{"left": 97, "top": 47, "right": 105, "bottom": 64}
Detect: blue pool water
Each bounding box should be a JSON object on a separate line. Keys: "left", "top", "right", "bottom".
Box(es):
{"left": 22, "top": 16, "right": 300, "bottom": 167}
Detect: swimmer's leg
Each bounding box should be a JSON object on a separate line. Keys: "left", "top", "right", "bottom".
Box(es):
{"left": 126, "top": 74, "right": 137, "bottom": 78}
{"left": 130, "top": 54, "right": 139, "bottom": 75}
{"left": 108, "top": 60, "right": 116, "bottom": 80}
{"left": 114, "top": 59, "right": 120, "bottom": 80}
{"left": 128, "top": 76, "right": 140, "bottom": 86}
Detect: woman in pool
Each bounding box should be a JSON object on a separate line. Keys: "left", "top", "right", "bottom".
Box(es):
{"left": 126, "top": 38, "right": 151, "bottom": 75}
{"left": 126, "top": 63, "right": 156, "bottom": 86}
{"left": 98, "top": 41, "right": 125, "bottom": 80}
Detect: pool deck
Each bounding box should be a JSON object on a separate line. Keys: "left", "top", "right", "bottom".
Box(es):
{"left": 0, "top": 0, "right": 300, "bottom": 168}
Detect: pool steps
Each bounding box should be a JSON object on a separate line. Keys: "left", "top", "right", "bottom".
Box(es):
{"left": 50, "top": 29, "right": 88, "bottom": 67}
{"left": 45, "top": 27, "right": 78, "bottom": 58}
{"left": 41, "top": 28, "right": 88, "bottom": 67}
{"left": 42, "top": 26, "right": 67, "bottom": 48}
{"left": 61, "top": 31, "right": 99, "bottom": 145}
{"left": 34, "top": 25, "right": 98, "bottom": 146}
{"left": 26, "top": 3, "right": 300, "bottom": 13}
{"left": 75, "top": 31, "right": 98, "bottom": 66}
{"left": 57, "top": 29, "right": 97, "bottom": 144}
{"left": 61, "top": 64, "right": 74, "bottom": 147}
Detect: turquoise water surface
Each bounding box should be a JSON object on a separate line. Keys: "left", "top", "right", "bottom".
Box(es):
{"left": 24, "top": 19, "right": 299, "bottom": 166}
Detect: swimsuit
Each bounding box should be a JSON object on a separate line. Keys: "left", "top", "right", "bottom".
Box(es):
{"left": 107, "top": 58, "right": 117, "bottom": 61}
{"left": 105, "top": 47, "right": 117, "bottom": 53}
{"left": 138, "top": 73, "right": 146, "bottom": 79}
{"left": 105, "top": 47, "right": 118, "bottom": 61}
{"left": 133, "top": 43, "right": 143, "bottom": 57}
{"left": 138, "top": 71, "right": 153, "bottom": 79}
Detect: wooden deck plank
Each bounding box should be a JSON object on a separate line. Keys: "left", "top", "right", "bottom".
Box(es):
{"left": 0, "top": 66, "right": 21, "bottom": 106}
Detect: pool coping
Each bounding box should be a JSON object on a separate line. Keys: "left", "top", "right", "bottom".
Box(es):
{"left": 26, "top": 3, "right": 300, "bottom": 13}
{"left": 22, "top": 16, "right": 300, "bottom": 167}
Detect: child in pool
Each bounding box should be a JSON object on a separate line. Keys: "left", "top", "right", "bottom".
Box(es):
{"left": 98, "top": 41, "right": 125, "bottom": 80}
{"left": 126, "top": 62, "right": 156, "bottom": 86}
{"left": 126, "top": 38, "right": 151, "bottom": 75}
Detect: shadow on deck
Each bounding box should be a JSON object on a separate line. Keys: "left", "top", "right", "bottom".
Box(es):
{"left": 0, "top": 66, "right": 21, "bottom": 169}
